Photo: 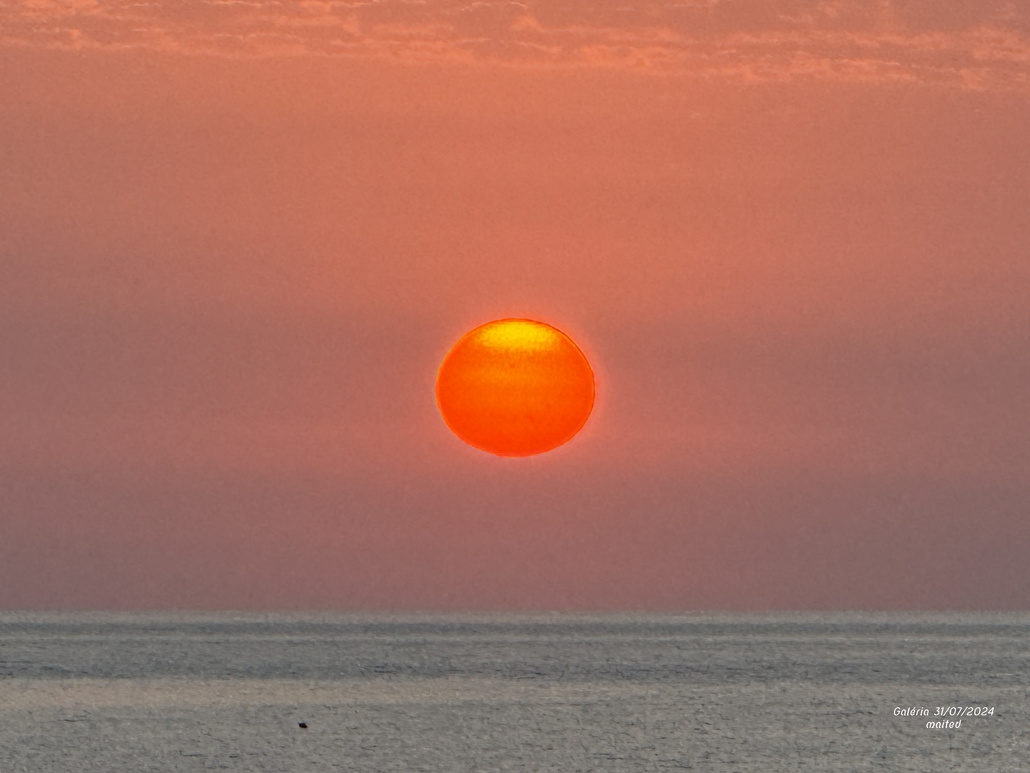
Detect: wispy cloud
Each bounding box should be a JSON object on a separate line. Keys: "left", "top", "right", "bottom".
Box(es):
{"left": 2, "top": 0, "right": 1029, "bottom": 88}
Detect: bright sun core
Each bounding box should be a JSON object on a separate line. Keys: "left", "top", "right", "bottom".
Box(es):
{"left": 435, "top": 319, "right": 595, "bottom": 457}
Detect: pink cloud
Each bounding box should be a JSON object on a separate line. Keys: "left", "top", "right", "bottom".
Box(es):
{"left": 1, "top": 0, "right": 1029, "bottom": 88}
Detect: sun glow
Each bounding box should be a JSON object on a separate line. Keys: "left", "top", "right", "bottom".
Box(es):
{"left": 435, "top": 319, "right": 595, "bottom": 457}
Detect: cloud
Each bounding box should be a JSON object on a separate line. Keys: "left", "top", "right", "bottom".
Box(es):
{"left": 1, "top": 0, "right": 1029, "bottom": 88}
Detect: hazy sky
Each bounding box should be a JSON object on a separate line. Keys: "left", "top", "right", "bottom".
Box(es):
{"left": 2, "top": 0, "right": 1029, "bottom": 609}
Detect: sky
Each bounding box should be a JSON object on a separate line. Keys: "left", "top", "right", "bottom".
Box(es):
{"left": 1, "top": 0, "right": 1029, "bottom": 610}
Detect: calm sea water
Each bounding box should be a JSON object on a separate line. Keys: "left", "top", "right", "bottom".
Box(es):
{"left": 1, "top": 612, "right": 1027, "bottom": 772}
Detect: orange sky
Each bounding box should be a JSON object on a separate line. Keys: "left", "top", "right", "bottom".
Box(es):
{"left": 2, "top": 0, "right": 1029, "bottom": 609}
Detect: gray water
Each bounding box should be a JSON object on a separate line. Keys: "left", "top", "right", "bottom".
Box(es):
{"left": 1, "top": 613, "right": 1027, "bottom": 772}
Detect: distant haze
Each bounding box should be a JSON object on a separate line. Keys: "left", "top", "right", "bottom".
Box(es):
{"left": 1, "top": 0, "right": 1028, "bottom": 609}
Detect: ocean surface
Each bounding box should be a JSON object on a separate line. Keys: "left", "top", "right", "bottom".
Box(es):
{"left": 0, "top": 612, "right": 1027, "bottom": 772}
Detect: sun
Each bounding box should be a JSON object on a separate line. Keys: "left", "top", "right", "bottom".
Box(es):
{"left": 435, "top": 319, "right": 595, "bottom": 457}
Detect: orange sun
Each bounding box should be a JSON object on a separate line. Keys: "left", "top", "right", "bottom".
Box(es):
{"left": 435, "top": 319, "right": 595, "bottom": 457}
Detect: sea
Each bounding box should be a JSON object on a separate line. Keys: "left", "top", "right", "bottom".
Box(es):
{"left": 0, "top": 612, "right": 1027, "bottom": 772}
